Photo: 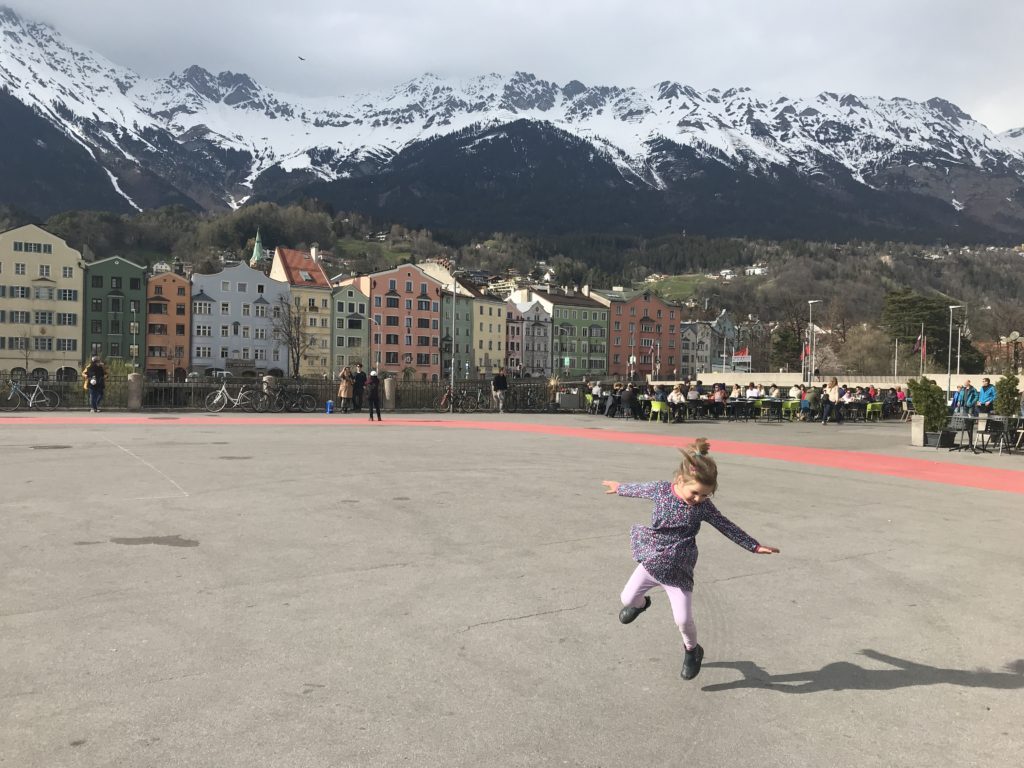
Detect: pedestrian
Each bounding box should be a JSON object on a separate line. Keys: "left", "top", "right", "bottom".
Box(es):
{"left": 352, "top": 363, "right": 367, "bottom": 412}
{"left": 976, "top": 378, "right": 996, "bottom": 414}
{"left": 83, "top": 355, "right": 106, "bottom": 412}
{"left": 336, "top": 366, "right": 355, "bottom": 413}
{"left": 492, "top": 367, "right": 509, "bottom": 413}
{"left": 366, "top": 370, "right": 382, "bottom": 421}
{"left": 602, "top": 438, "right": 779, "bottom": 680}
{"left": 821, "top": 377, "right": 843, "bottom": 424}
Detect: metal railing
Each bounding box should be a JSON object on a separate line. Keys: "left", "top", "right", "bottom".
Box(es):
{"left": 0, "top": 371, "right": 557, "bottom": 412}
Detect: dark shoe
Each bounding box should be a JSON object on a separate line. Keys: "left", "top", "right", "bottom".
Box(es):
{"left": 618, "top": 596, "right": 651, "bottom": 624}
{"left": 681, "top": 644, "right": 704, "bottom": 680}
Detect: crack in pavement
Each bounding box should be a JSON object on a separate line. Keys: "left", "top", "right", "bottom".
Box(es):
{"left": 461, "top": 604, "right": 586, "bottom": 632}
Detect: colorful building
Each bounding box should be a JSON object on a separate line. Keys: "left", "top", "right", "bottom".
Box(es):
{"left": 269, "top": 246, "right": 332, "bottom": 376}
{"left": 586, "top": 287, "right": 681, "bottom": 380}
{"left": 508, "top": 288, "right": 608, "bottom": 379}
{"left": 465, "top": 284, "right": 506, "bottom": 378}
{"left": 506, "top": 299, "right": 552, "bottom": 379}
{"left": 0, "top": 224, "right": 85, "bottom": 380}
{"left": 191, "top": 263, "right": 291, "bottom": 377}
{"left": 84, "top": 255, "right": 147, "bottom": 369}
{"left": 341, "top": 264, "right": 444, "bottom": 381}
{"left": 144, "top": 270, "right": 191, "bottom": 381}
{"left": 330, "top": 283, "right": 370, "bottom": 372}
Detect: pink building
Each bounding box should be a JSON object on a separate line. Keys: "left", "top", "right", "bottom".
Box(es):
{"left": 339, "top": 265, "right": 444, "bottom": 381}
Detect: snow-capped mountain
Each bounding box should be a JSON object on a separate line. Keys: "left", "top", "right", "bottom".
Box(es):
{"left": 2, "top": 5, "right": 1023, "bottom": 241}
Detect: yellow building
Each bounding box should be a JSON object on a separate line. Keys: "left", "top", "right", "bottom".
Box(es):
{"left": 466, "top": 285, "right": 506, "bottom": 378}
{"left": 0, "top": 225, "right": 85, "bottom": 380}
{"left": 269, "top": 246, "right": 333, "bottom": 376}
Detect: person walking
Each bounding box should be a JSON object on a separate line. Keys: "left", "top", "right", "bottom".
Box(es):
{"left": 492, "top": 367, "right": 509, "bottom": 413}
{"left": 83, "top": 355, "right": 106, "bottom": 412}
{"left": 366, "top": 370, "right": 382, "bottom": 421}
{"left": 352, "top": 363, "right": 367, "bottom": 412}
{"left": 336, "top": 366, "right": 355, "bottom": 413}
{"left": 603, "top": 439, "right": 779, "bottom": 680}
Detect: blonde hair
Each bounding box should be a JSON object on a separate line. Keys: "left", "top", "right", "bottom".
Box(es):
{"left": 676, "top": 438, "right": 718, "bottom": 492}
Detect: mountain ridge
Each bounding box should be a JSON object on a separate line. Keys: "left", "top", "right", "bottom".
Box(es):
{"left": 1, "top": 6, "right": 1023, "bottom": 241}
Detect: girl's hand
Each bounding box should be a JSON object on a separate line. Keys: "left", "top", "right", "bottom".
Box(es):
{"left": 602, "top": 480, "right": 620, "bottom": 495}
{"left": 754, "top": 545, "right": 780, "bottom": 554}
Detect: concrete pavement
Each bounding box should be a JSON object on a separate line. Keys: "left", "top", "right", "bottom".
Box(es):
{"left": 2, "top": 412, "right": 1022, "bottom": 767}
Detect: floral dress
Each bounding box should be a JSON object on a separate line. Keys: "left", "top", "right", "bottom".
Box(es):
{"left": 618, "top": 481, "right": 759, "bottom": 591}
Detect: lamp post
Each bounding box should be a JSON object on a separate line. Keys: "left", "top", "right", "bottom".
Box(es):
{"left": 807, "top": 300, "right": 821, "bottom": 386}
{"left": 131, "top": 306, "right": 138, "bottom": 371}
{"left": 947, "top": 305, "right": 963, "bottom": 399}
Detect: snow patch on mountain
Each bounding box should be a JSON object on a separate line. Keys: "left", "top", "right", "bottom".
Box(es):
{"left": 1, "top": 6, "right": 1023, "bottom": 212}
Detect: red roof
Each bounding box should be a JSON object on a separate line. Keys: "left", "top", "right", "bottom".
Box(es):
{"left": 274, "top": 247, "right": 331, "bottom": 289}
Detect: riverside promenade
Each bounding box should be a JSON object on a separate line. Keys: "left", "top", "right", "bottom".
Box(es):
{"left": 3, "top": 412, "right": 1023, "bottom": 767}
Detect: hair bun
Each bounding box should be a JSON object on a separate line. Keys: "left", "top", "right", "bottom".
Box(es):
{"left": 693, "top": 437, "right": 711, "bottom": 456}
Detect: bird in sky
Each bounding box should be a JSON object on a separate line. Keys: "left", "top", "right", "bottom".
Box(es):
{"left": 298, "top": 56, "right": 306, "bottom": 61}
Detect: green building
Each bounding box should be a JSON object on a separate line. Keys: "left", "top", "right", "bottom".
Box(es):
{"left": 331, "top": 283, "right": 370, "bottom": 372}
{"left": 84, "top": 256, "right": 147, "bottom": 367}
{"left": 441, "top": 286, "right": 474, "bottom": 381}
{"left": 509, "top": 288, "right": 609, "bottom": 379}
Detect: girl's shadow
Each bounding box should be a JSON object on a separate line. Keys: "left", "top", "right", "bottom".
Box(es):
{"left": 701, "top": 650, "right": 1024, "bottom": 693}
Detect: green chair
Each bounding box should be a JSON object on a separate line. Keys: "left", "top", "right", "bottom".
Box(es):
{"left": 782, "top": 400, "right": 800, "bottom": 421}
{"left": 866, "top": 402, "right": 883, "bottom": 422}
{"left": 649, "top": 400, "right": 669, "bottom": 423}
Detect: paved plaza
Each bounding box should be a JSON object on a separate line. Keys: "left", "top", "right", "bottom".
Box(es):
{"left": 2, "top": 412, "right": 1023, "bottom": 767}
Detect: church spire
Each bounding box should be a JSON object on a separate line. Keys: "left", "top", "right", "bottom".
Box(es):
{"left": 249, "top": 229, "right": 265, "bottom": 268}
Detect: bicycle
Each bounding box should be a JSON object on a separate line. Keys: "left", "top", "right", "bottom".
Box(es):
{"left": 204, "top": 382, "right": 261, "bottom": 413}
{"left": 0, "top": 379, "right": 60, "bottom": 411}
{"left": 265, "top": 385, "right": 316, "bottom": 413}
{"left": 434, "top": 385, "right": 465, "bottom": 413}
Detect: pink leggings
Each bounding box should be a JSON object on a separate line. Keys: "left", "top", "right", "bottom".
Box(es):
{"left": 620, "top": 564, "right": 697, "bottom": 650}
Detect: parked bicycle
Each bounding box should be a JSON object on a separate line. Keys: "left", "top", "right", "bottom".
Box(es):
{"left": 503, "top": 386, "right": 543, "bottom": 413}
{"left": 264, "top": 384, "right": 316, "bottom": 413}
{"left": 0, "top": 378, "right": 60, "bottom": 411}
{"left": 434, "top": 385, "right": 469, "bottom": 413}
{"left": 204, "top": 382, "right": 262, "bottom": 413}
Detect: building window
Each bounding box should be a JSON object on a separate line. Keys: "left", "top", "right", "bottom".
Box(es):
{"left": 110, "top": 277, "right": 122, "bottom": 290}
{"left": 62, "top": 266, "right": 73, "bottom": 278}
{"left": 221, "top": 302, "right": 230, "bottom": 315}
{"left": 222, "top": 281, "right": 231, "bottom": 292}
{"left": 237, "top": 283, "right": 247, "bottom": 293}
{"left": 178, "top": 286, "right": 186, "bottom": 296}
{"left": 91, "top": 274, "right": 102, "bottom": 287}
{"left": 130, "top": 278, "right": 141, "bottom": 291}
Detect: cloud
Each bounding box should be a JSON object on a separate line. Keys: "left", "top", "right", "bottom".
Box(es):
{"left": 16, "top": 0, "right": 1024, "bottom": 130}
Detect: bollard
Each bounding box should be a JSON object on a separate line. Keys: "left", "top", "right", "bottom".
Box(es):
{"left": 326, "top": 399, "right": 334, "bottom": 414}
{"left": 383, "top": 376, "right": 396, "bottom": 411}
{"left": 127, "top": 372, "right": 143, "bottom": 411}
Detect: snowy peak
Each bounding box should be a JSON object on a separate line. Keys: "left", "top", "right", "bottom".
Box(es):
{"left": 1, "top": 4, "right": 1023, "bottom": 240}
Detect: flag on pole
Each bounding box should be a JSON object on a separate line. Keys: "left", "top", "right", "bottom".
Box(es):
{"left": 912, "top": 333, "right": 922, "bottom": 353}
{"left": 799, "top": 343, "right": 810, "bottom": 361}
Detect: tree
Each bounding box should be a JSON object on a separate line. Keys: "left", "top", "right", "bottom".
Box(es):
{"left": 271, "top": 297, "right": 316, "bottom": 377}
{"left": 769, "top": 327, "right": 800, "bottom": 372}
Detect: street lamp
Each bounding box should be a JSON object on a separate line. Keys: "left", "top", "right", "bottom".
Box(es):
{"left": 947, "top": 305, "right": 963, "bottom": 399}
{"left": 131, "top": 305, "right": 138, "bottom": 370}
{"left": 807, "top": 300, "right": 822, "bottom": 386}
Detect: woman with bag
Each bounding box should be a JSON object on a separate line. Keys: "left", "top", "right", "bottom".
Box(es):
{"left": 336, "top": 366, "right": 355, "bottom": 413}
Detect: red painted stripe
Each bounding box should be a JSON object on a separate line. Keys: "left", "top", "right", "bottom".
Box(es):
{"left": 7, "top": 415, "right": 1024, "bottom": 495}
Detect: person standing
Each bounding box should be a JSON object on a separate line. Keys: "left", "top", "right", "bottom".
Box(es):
{"left": 492, "top": 367, "right": 509, "bottom": 413}
{"left": 366, "top": 370, "right": 382, "bottom": 421}
{"left": 352, "top": 363, "right": 367, "bottom": 412}
{"left": 961, "top": 380, "right": 979, "bottom": 417}
{"left": 336, "top": 366, "right": 355, "bottom": 413}
{"left": 83, "top": 355, "right": 106, "bottom": 412}
{"left": 821, "top": 377, "right": 843, "bottom": 424}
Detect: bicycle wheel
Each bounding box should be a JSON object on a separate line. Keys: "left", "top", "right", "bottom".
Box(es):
{"left": 251, "top": 391, "right": 269, "bottom": 413}
{"left": 461, "top": 392, "right": 478, "bottom": 413}
{"left": 478, "top": 391, "right": 493, "bottom": 412}
{"left": 504, "top": 390, "right": 518, "bottom": 413}
{"left": 269, "top": 392, "right": 286, "bottom": 413}
{"left": 0, "top": 388, "right": 20, "bottom": 411}
{"left": 298, "top": 393, "right": 317, "bottom": 413}
{"left": 205, "top": 390, "right": 228, "bottom": 412}
{"left": 236, "top": 390, "right": 255, "bottom": 411}
{"left": 41, "top": 390, "right": 60, "bottom": 410}
{"left": 434, "top": 393, "right": 449, "bottom": 413}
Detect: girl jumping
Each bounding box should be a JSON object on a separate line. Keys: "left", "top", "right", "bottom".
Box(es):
{"left": 603, "top": 438, "right": 779, "bottom": 680}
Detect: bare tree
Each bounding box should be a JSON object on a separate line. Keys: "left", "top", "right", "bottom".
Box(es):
{"left": 271, "top": 297, "right": 316, "bottom": 377}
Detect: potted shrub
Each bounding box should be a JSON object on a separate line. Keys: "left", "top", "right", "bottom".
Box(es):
{"left": 993, "top": 371, "right": 1021, "bottom": 418}
{"left": 906, "top": 376, "right": 952, "bottom": 447}
{"left": 545, "top": 375, "right": 561, "bottom": 412}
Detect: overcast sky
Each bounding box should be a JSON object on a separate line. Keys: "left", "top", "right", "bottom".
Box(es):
{"left": 17, "top": 0, "right": 1024, "bottom": 131}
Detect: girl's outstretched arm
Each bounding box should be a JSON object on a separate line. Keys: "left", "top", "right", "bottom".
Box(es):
{"left": 603, "top": 481, "right": 662, "bottom": 499}
{"left": 701, "top": 500, "right": 777, "bottom": 552}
